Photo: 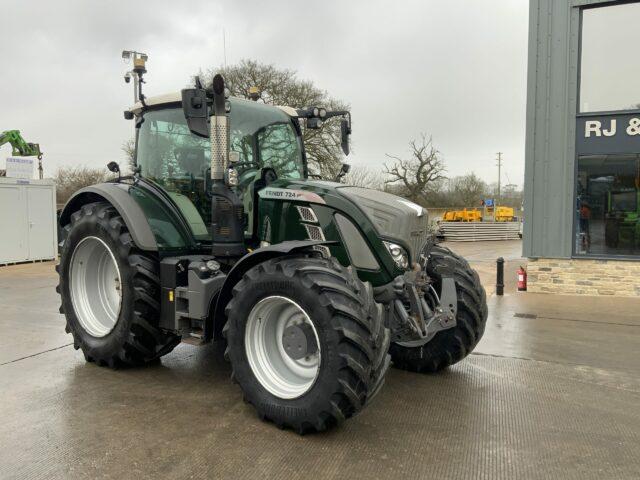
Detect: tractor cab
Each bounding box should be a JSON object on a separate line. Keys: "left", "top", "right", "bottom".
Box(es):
{"left": 131, "top": 94, "right": 306, "bottom": 245}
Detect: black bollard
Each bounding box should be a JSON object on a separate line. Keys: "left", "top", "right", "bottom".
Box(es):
{"left": 496, "top": 257, "right": 504, "bottom": 296}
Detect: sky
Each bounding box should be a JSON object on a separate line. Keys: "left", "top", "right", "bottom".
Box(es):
{"left": 1, "top": 0, "right": 529, "bottom": 187}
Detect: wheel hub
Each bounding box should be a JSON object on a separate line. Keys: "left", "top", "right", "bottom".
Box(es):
{"left": 244, "top": 296, "right": 321, "bottom": 399}
{"left": 282, "top": 323, "right": 318, "bottom": 360}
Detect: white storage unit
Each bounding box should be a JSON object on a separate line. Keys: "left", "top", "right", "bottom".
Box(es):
{"left": 0, "top": 178, "right": 57, "bottom": 264}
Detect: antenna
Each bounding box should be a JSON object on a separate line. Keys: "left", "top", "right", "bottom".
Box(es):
{"left": 223, "top": 29, "right": 227, "bottom": 68}
{"left": 496, "top": 152, "right": 503, "bottom": 204}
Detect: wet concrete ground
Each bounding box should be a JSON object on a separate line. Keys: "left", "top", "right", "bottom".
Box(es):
{"left": 1, "top": 241, "right": 639, "bottom": 479}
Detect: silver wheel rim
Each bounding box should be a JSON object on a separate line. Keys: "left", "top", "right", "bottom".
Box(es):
{"left": 245, "top": 296, "right": 321, "bottom": 399}
{"left": 69, "top": 236, "right": 122, "bottom": 338}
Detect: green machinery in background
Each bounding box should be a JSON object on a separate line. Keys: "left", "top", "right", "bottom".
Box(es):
{"left": 605, "top": 189, "right": 640, "bottom": 250}
{"left": 0, "top": 130, "right": 43, "bottom": 178}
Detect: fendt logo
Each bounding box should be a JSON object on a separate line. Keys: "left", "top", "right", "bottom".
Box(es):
{"left": 258, "top": 188, "right": 326, "bottom": 205}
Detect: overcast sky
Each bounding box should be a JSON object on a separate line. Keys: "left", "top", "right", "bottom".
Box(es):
{"left": 1, "top": 0, "right": 528, "bottom": 187}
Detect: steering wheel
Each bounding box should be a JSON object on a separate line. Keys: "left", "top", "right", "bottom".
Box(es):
{"left": 233, "top": 161, "right": 260, "bottom": 172}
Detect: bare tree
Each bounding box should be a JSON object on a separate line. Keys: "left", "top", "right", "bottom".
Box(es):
{"left": 122, "top": 138, "right": 136, "bottom": 173}
{"left": 55, "top": 166, "right": 111, "bottom": 204}
{"left": 383, "top": 134, "right": 446, "bottom": 204}
{"left": 344, "top": 165, "right": 386, "bottom": 190}
{"left": 449, "top": 173, "right": 487, "bottom": 207}
{"left": 200, "top": 59, "right": 349, "bottom": 179}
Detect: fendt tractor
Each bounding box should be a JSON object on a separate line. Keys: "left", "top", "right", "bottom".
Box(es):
{"left": 56, "top": 65, "right": 487, "bottom": 433}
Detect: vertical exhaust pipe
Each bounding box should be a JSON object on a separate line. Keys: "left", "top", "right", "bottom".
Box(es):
{"left": 209, "top": 74, "right": 246, "bottom": 258}
{"left": 181, "top": 74, "right": 245, "bottom": 259}
{"left": 210, "top": 74, "right": 228, "bottom": 181}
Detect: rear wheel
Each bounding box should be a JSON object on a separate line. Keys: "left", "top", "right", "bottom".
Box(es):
{"left": 389, "top": 245, "right": 487, "bottom": 373}
{"left": 224, "top": 254, "right": 390, "bottom": 434}
{"left": 57, "top": 202, "right": 180, "bottom": 368}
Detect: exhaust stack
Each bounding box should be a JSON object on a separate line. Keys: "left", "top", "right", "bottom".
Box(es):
{"left": 210, "top": 74, "right": 228, "bottom": 181}
{"left": 181, "top": 74, "right": 246, "bottom": 259}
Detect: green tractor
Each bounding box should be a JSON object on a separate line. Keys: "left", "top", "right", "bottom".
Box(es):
{"left": 56, "top": 71, "right": 487, "bottom": 433}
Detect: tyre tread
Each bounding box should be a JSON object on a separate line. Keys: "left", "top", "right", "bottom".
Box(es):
{"left": 225, "top": 254, "right": 390, "bottom": 434}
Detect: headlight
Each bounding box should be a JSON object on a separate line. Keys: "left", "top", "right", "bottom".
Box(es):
{"left": 383, "top": 241, "right": 409, "bottom": 269}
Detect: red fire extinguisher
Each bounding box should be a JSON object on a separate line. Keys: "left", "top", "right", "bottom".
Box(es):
{"left": 517, "top": 266, "right": 527, "bottom": 291}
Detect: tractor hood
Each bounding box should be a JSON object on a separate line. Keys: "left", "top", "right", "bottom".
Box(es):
{"left": 260, "top": 179, "right": 431, "bottom": 264}
{"left": 335, "top": 185, "right": 430, "bottom": 261}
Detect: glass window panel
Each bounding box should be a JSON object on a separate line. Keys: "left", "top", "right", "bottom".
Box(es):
{"left": 575, "top": 154, "right": 640, "bottom": 257}
{"left": 580, "top": 3, "right": 640, "bottom": 113}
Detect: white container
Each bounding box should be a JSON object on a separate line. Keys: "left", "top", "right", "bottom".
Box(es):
{"left": 0, "top": 177, "right": 58, "bottom": 264}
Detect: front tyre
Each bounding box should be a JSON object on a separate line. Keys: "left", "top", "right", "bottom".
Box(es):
{"left": 389, "top": 245, "right": 488, "bottom": 373}
{"left": 57, "top": 202, "right": 180, "bottom": 368}
{"left": 224, "top": 255, "right": 390, "bottom": 434}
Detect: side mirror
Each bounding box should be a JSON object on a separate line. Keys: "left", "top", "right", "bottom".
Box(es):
{"left": 341, "top": 118, "right": 351, "bottom": 156}
{"left": 107, "top": 161, "right": 121, "bottom": 181}
{"left": 181, "top": 87, "right": 209, "bottom": 138}
{"left": 107, "top": 161, "right": 120, "bottom": 174}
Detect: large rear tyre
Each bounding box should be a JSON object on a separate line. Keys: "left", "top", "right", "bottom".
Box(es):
{"left": 389, "top": 245, "right": 487, "bottom": 373}
{"left": 56, "top": 202, "right": 180, "bottom": 368}
{"left": 223, "top": 254, "right": 390, "bottom": 434}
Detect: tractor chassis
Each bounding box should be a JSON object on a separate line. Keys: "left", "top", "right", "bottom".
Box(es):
{"left": 157, "top": 242, "right": 459, "bottom": 349}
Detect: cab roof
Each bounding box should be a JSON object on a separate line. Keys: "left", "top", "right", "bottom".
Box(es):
{"left": 129, "top": 92, "right": 298, "bottom": 117}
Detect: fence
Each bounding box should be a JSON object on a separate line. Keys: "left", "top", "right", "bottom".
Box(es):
{"left": 438, "top": 221, "right": 521, "bottom": 242}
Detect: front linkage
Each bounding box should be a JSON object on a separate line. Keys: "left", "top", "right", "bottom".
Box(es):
{"left": 376, "top": 239, "right": 458, "bottom": 347}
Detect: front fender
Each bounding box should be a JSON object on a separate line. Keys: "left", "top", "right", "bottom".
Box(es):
{"left": 59, "top": 183, "right": 158, "bottom": 251}
{"left": 210, "top": 240, "right": 336, "bottom": 340}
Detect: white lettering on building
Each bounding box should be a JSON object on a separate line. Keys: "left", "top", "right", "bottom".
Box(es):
{"left": 585, "top": 120, "right": 602, "bottom": 137}
{"left": 585, "top": 118, "right": 640, "bottom": 138}
{"left": 602, "top": 119, "right": 616, "bottom": 137}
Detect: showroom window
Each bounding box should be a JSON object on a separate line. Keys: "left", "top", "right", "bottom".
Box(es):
{"left": 579, "top": 2, "right": 640, "bottom": 113}
{"left": 575, "top": 155, "right": 640, "bottom": 257}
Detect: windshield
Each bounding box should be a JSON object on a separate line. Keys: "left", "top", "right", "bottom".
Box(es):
{"left": 136, "top": 98, "right": 305, "bottom": 240}
{"left": 137, "top": 99, "right": 304, "bottom": 181}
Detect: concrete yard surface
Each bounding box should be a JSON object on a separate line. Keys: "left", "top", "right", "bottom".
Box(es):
{"left": 1, "top": 242, "right": 639, "bottom": 479}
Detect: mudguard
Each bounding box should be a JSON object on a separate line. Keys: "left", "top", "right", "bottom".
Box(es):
{"left": 210, "top": 240, "right": 337, "bottom": 340}
{"left": 59, "top": 183, "right": 158, "bottom": 251}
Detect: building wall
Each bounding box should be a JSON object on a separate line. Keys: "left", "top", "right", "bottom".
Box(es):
{"left": 527, "top": 257, "right": 640, "bottom": 296}
{"left": 524, "top": 0, "right": 616, "bottom": 259}
{"left": 524, "top": 0, "right": 579, "bottom": 259}
{"left": 525, "top": 0, "right": 640, "bottom": 296}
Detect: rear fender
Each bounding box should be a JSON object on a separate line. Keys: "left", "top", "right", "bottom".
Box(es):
{"left": 59, "top": 183, "right": 158, "bottom": 251}
{"left": 210, "top": 240, "right": 336, "bottom": 340}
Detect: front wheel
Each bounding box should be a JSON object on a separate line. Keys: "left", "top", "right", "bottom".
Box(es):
{"left": 223, "top": 255, "right": 390, "bottom": 434}
{"left": 389, "top": 245, "right": 488, "bottom": 373}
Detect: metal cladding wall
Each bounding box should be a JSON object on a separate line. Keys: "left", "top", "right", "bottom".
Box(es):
{"left": 523, "top": 0, "right": 612, "bottom": 258}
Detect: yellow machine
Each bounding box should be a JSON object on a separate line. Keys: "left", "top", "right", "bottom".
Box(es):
{"left": 494, "top": 206, "right": 515, "bottom": 222}
{"left": 441, "top": 206, "right": 515, "bottom": 222}
{"left": 442, "top": 208, "right": 483, "bottom": 222}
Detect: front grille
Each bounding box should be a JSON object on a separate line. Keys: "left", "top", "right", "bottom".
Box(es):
{"left": 408, "top": 224, "right": 430, "bottom": 262}
{"left": 304, "top": 224, "right": 325, "bottom": 241}
{"left": 296, "top": 206, "right": 318, "bottom": 223}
